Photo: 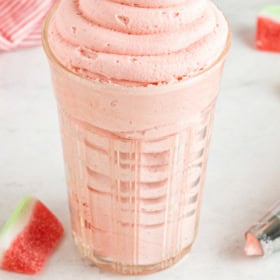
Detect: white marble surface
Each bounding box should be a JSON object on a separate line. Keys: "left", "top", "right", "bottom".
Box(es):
{"left": 0, "top": 0, "right": 280, "bottom": 279}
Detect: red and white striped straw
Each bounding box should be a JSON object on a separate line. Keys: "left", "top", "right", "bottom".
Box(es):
{"left": 0, "top": 0, "right": 56, "bottom": 51}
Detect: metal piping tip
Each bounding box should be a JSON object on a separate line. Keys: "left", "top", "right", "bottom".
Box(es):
{"left": 245, "top": 201, "right": 280, "bottom": 257}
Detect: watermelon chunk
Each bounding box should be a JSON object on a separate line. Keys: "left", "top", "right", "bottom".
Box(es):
{"left": 0, "top": 196, "right": 64, "bottom": 274}
{"left": 256, "top": 6, "right": 280, "bottom": 52}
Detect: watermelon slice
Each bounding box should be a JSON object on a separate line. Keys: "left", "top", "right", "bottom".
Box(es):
{"left": 256, "top": 6, "right": 280, "bottom": 52}
{"left": 0, "top": 196, "right": 64, "bottom": 274}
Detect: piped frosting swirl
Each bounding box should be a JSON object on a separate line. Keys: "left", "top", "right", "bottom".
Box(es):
{"left": 48, "top": 0, "right": 228, "bottom": 86}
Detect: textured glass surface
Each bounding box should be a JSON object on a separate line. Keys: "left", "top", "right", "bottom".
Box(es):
{"left": 59, "top": 103, "right": 214, "bottom": 274}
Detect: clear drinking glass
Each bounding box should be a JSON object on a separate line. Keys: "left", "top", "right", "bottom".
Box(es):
{"left": 42, "top": 7, "right": 230, "bottom": 275}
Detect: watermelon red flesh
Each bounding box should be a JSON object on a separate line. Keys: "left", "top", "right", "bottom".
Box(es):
{"left": 1, "top": 201, "right": 64, "bottom": 274}
{"left": 256, "top": 17, "right": 280, "bottom": 52}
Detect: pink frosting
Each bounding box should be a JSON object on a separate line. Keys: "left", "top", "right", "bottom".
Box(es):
{"left": 47, "top": 0, "right": 228, "bottom": 86}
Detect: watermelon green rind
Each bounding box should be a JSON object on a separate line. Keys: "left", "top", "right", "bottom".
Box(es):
{"left": 261, "top": 6, "right": 280, "bottom": 16}
{"left": 0, "top": 196, "right": 33, "bottom": 238}
{"left": 260, "top": 6, "right": 280, "bottom": 22}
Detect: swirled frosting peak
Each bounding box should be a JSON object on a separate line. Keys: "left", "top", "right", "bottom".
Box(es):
{"left": 48, "top": 0, "right": 229, "bottom": 86}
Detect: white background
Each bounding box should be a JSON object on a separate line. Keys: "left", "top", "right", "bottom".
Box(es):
{"left": 0, "top": 0, "right": 280, "bottom": 279}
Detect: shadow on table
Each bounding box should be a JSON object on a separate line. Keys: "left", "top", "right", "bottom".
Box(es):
{"left": 237, "top": 26, "right": 255, "bottom": 49}
{"left": 274, "top": 84, "right": 280, "bottom": 98}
